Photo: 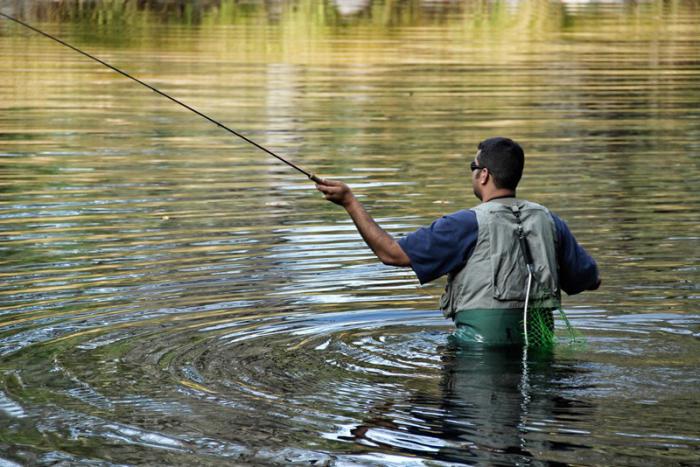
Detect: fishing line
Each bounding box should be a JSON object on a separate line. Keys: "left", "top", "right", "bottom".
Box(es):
{"left": 0, "top": 12, "right": 321, "bottom": 183}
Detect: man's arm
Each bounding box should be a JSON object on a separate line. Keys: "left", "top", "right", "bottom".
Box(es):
{"left": 552, "top": 214, "right": 601, "bottom": 294}
{"left": 315, "top": 178, "right": 411, "bottom": 267}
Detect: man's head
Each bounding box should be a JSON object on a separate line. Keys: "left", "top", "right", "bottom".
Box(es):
{"left": 471, "top": 137, "right": 524, "bottom": 200}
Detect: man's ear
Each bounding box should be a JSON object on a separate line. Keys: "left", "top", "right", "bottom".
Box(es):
{"left": 479, "top": 168, "right": 489, "bottom": 185}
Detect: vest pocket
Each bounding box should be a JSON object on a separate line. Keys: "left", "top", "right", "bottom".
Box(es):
{"left": 439, "top": 281, "right": 453, "bottom": 317}
{"left": 490, "top": 251, "right": 529, "bottom": 301}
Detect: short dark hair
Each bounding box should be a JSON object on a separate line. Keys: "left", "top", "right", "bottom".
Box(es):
{"left": 476, "top": 137, "right": 524, "bottom": 190}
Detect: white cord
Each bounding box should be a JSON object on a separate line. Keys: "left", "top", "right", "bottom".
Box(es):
{"left": 520, "top": 276, "right": 532, "bottom": 455}
{"left": 523, "top": 269, "right": 533, "bottom": 347}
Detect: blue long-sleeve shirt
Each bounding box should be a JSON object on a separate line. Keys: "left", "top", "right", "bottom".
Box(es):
{"left": 397, "top": 208, "right": 598, "bottom": 294}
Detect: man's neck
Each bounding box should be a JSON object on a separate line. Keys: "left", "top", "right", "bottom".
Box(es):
{"left": 482, "top": 190, "right": 516, "bottom": 202}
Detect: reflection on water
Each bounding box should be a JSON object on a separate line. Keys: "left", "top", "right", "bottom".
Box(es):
{"left": 1, "top": 0, "right": 699, "bottom": 464}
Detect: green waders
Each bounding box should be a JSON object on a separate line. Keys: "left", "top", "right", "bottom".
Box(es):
{"left": 452, "top": 308, "right": 554, "bottom": 347}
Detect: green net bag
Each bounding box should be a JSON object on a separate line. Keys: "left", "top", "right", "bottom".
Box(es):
{"left": 524, "top": 301, "right": 586, "bottom": 349}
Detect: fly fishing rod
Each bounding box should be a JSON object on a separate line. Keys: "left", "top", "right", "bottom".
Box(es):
{"left": 0, "top": 12, "right": 321, "bottom": 183}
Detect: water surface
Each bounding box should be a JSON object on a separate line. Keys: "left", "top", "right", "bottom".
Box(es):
{"left": 1, "top": 1, "right": 699, "bottom": 465}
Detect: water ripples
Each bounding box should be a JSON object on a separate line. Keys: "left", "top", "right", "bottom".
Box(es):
{"left": 2, "top": 293, "right": 699, "bottom": 463}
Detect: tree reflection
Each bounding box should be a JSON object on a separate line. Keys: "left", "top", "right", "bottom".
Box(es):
{"left": 5, "top": 0, "right": 690, "bottom": 28}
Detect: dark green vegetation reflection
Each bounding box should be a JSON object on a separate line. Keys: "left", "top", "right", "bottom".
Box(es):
{"left": 1, "top": 0, "right": 699, "bottom": 465}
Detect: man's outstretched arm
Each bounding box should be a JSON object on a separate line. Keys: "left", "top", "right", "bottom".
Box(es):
{"left": 315, "top": 178, "right": 411, "bottom": 267}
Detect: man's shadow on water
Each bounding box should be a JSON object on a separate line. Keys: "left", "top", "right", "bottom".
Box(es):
{"left": 345, "top": 341, "right": 595, "bottom": 465}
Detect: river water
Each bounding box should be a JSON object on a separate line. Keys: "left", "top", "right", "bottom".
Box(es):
{"left": 1, "top": 1, "right": 699, "bottom": 465}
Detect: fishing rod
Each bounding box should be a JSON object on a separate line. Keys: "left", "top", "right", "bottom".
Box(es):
{"left": 0, "top": 12, "right": 321, "bottom": 183}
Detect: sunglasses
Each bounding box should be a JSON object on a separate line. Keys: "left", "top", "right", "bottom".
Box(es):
{"left": 470, "top": 161, "right": 486, "bottom": 172}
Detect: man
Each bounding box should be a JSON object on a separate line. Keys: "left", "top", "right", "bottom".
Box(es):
{"left": 316, "top": 137, "right": 600, "bottom": 346}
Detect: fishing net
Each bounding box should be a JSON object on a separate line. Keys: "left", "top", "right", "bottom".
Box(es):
{"left": 524, "top": 301, "right": 586, "bottom": 349}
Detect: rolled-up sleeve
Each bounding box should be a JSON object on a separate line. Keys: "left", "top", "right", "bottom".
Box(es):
{"left": 397, "top": 209, "right": 478, "bottom": 285}
{"left": 552, "top": 214, "right": 599, "bottom": 295}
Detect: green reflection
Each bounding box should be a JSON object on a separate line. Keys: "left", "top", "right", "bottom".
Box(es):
{"left": 10, "top": 0, "right": 696, "bottom": 35}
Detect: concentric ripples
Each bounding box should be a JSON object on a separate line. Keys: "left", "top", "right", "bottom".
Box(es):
{"left": 2, "top": 1, "right": 700, "bottom": 465}
{"left": 2, "top": 298, "right": 699, "bottom": 464}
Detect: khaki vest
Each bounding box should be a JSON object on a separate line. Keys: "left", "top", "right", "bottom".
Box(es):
{"left": 440, "top": 198, "right": 561, "bottom": 319}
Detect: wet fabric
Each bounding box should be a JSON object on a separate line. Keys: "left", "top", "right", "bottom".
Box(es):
{"left": 451, "top": 308, "right": 555, "bottom": 347}
{"left": 452, "top": 308, "right": 526, "bottom": 346}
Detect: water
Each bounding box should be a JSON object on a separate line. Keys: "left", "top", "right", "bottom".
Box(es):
{"left": 1, "top": 0, "right": 699, "bottom": 464}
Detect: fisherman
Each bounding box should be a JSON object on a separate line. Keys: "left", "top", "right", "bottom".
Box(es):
{"left": 316, "top": 137, "right": 600, "bottom": 346}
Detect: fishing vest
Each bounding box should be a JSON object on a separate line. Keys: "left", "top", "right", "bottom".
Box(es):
{"left": 440, "top": 198, "right": 561, "bottom": 319}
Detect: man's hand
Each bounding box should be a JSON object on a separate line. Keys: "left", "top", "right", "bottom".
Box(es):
{"left": 315, "top": 178, "right": 356, "bottom": 207}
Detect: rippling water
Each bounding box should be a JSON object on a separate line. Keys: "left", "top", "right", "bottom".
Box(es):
{"left": 1, "top": 1, "right": 699, "bottom": 465}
